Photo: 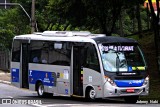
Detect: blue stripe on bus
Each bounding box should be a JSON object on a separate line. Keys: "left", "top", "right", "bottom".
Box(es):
{"left": 114, "top": 79, "right": 144, "bottom": 87}
{"left": 11, "top": 68, "right": 19, "bottom": 82}
{"left": 29, "top": 70, "right": 55, "bottom": 86}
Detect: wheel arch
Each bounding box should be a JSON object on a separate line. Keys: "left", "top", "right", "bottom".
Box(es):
{"left": 85, "top": 85, "right": 95, "bottom": 97}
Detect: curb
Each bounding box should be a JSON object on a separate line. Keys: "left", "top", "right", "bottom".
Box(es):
{"left": 0, "top": 80, "right": 11, "bottom": 85}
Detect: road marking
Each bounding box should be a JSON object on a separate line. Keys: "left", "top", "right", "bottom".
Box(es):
{"left": 32, "top": 104, "right": 86, "bottom": 107}
{"left": 32, "top": 104, "right": 121, "bottom": 107}
{"left": 32, "top": 104, "right": 45, "bottom": 107}
{"left": 32, "top": 103, "right": 160, "bottom": 107}
{"left": 6, "top": 96, "right": 13, "bottom": 98}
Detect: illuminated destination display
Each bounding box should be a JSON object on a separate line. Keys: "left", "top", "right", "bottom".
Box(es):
{"left": 101, "top": 45, "right": 134, "bottom": 52}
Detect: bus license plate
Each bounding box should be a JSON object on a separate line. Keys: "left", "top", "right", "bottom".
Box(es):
{"left": 126, "top": 88, "right": 135, "bottom": 93}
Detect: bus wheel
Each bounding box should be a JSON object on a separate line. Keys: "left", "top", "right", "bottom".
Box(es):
{"left": 86, "top": 88, "right": 96, "bottom": 101}
{"left": 37, "top": 82, "right": 45, "bottom": 97}
{"left": 124, "top": 96, "right": 139, "bottom": 103}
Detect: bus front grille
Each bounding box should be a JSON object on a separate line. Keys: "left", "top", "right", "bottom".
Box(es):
{"left": 115, "top": 76, "right": 143, "bottom": 80}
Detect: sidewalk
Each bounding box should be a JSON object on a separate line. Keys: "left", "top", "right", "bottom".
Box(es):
{"left": 0, "top": 70, "right": 11, "bottom": 84}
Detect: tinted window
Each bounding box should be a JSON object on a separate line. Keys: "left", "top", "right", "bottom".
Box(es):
{"left": 30, "top": 41, "right": 71, "bottom": 66}
{"left": 48, "top": 42, "right": 71, "bottom": 66}
{"left": 30, "top": 41, "right": 42, "bottom": 63}
{"left": 84, "top": 43, "right": 100, "bottom": 72}
{"left": 12, "top": 40, "right": 21, "bottom": 62}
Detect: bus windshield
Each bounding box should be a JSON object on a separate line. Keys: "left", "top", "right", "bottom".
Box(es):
{"left": 98, "top": 43, "right": 146, "bottom": 72}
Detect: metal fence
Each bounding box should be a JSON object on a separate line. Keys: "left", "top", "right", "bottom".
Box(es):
{"left": 0, "top": 50, "right": 10, "bottom": 71}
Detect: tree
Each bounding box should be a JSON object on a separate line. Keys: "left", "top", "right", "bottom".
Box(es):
{"left": 148, "top": 0, "right": 160, "bottom": 72}
{"left": 136, "top": 1, "right": 143, "bottom": 38}
{"left": 47, "top": 0, "right": 148, "bottom": 36}
{"left": 84, "top": 0, "right": 125, "bottom": 35}
{"left": 0, "top": 9, "right": 30, "bottom": 50}
{"left": 47, "top": 0, "right": 125, "bottom": 35}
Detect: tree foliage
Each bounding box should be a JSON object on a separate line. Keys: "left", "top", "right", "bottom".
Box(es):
{"left": 0, "top": 0, "right": 153, "bottom": 49}
{"left": 1, "top": 0, "right": 160, "bottom": 73}
{"left": 47, "top": 0, "right": 124, "bottom": 35}
{"left": 148, "top": 0, "right": 160, "bottom": 72}
{"left": 46, "top": 0, "right": 147, "bottom": 36}
{"left": 0, "top": 9, "right": 30, "bottom": 50}
{"left": 4, "top": 0, "right": 148, "bottom": 35}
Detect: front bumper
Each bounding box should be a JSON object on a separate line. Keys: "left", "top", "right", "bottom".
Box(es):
{"left": 103, "top": 82, "right": 149, "bottom": 98}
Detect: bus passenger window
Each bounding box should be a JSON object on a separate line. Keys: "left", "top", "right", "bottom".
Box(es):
{"left": 29, "top": 41, "right": 42, "bottom": 63}
{"left": 12, "top": 40, "right": 20, "bottom": 62}
{"left": 86, "top": 44, "right": 100, "bottom": 72}
{"left": 41, "top": 49, "right": 48, "bottom": 64}
{"left": 48, "top": 42, "right": 71, "bottom": 66}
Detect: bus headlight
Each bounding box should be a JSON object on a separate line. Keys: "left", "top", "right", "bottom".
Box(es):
{"left": 105, "top": 76, "right": 116, "bottom": 86}
{"left": 143, "top": 76, "right": 149, "bottom": 86}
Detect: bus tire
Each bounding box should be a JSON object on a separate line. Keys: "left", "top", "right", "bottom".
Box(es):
{"left": 124, "top": 96, "right": 139, "bottom": 103}
{"left": 86, "top": 88, "right": 96, "bottom": 101}
{"left": 37, "top": 82, "right": 45, "bottom": 97}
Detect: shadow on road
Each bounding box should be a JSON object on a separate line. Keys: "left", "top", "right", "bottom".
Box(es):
{"left": 17, "top": 95, "right": 125, "bottom": 104}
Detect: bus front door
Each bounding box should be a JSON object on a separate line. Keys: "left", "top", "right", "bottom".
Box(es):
{"left": 73, "top": 46, "right": 84, "bottom": 96}
{"left": 20, "top": 43, "right": 29, "bottom": 89}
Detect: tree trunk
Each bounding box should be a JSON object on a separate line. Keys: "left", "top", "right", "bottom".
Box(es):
{"left": 119, "top": 13, "right": 124, "bottom": 37}
{"left": 136, "top": 2, "right": 142, "bottom": 38}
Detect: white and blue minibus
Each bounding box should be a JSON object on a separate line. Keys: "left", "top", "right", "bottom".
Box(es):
{"left": 11, "top": 31, "right": 149, "bottom": 103}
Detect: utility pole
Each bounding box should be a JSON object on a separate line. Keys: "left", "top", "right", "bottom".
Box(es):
{"left": 31, "top": 0, "right": 35, "bottom": 33}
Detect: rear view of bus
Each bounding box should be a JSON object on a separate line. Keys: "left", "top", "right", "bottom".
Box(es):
{"left": 98, "top": 38, "right": 149, "bottom": 103}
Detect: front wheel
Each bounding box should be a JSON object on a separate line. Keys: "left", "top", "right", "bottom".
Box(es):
{"left": 86, "top": 88, "right": 96, "bottom": 101}
{"left": 124, "top": 96, "right": 139, "bottom": 103}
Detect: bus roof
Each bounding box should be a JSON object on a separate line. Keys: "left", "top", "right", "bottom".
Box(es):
{"left": 14, "top": 31, "right": 137, "bottom": 44}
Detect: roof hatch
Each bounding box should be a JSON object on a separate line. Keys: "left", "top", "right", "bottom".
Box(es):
{"left": 42, "top": 31, "right": 91, "bottom": 37}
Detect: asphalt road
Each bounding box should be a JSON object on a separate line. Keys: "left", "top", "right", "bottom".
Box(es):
{"left": 0, "top": 83, "right": 159, "bottom": 107}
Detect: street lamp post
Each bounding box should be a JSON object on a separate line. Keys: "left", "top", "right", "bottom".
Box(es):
{"left": 0, "top": 3, "right": 31, "bottom": 22}
{"left": 0, "top": 2, "right": 37, "bottom": 33}
{"left": 31, "top": 0, "right": 35, "bottom": 33}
